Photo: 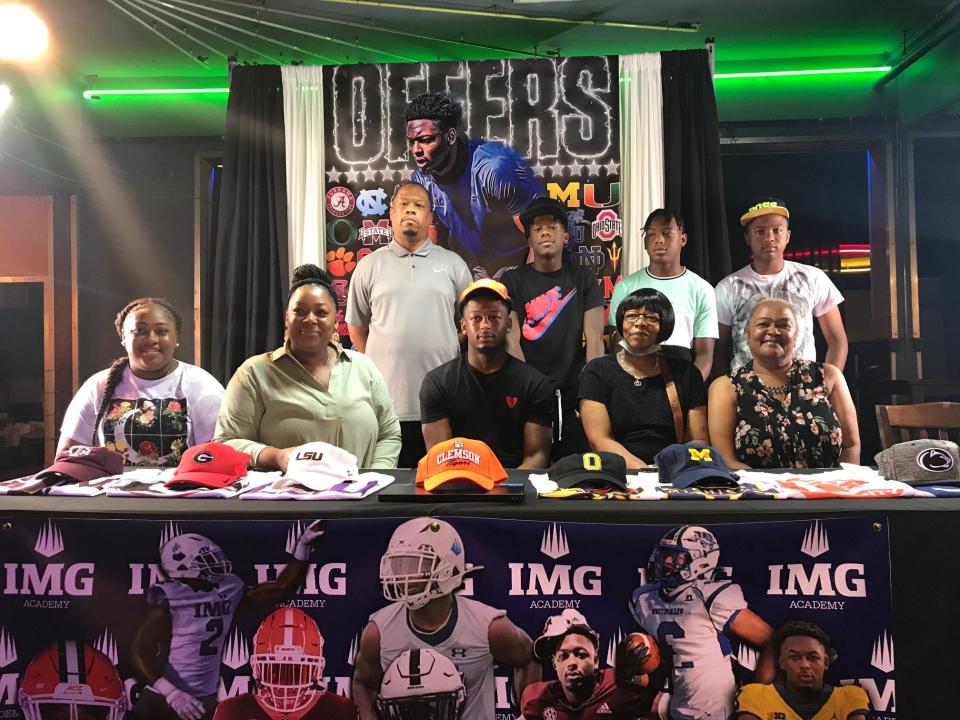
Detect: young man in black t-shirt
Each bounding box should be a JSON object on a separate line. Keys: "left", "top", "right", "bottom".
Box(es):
{"left": 500, "top": 197, "right": 605, "bottom": 459}
{"left": 420, "top": 279, "right": 554, "bottom": 468}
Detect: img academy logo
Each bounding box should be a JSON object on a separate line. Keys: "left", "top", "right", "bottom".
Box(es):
{"left": 767, "top": 520, "right": 866, "bottom": 610}
{"left": 509, "top": 523, "right": 601, "bottom": 608}
{"left": 2, "top": 521, "right": 94, "bottom": 605}
{"left": 840, "top": 629, "right": 896, "bottom": 715}
{"left": 0, "top": 627, "right": 17, "bottom": 708}
{"left": 253, "top": 521, "right": 346, "bottom": 607}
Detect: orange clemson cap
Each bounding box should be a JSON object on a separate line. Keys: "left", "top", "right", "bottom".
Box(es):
{"left": 416, "top": 437, "right": 508, "bottom": 492}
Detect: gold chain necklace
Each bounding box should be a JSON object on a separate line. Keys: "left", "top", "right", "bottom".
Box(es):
{"left": 617, "top": 351, "right": 660, "bottom": 387}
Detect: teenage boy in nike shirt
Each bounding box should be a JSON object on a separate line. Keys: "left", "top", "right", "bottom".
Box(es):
{"left": 500, "top": 197, "right": 605, "bottom": 459}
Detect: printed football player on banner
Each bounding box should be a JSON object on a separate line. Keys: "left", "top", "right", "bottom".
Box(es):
{"left": 213, "top": 607, "right": 358, "bottom": 720}
{"left": 403, "top": 91, "right": 546, "bottom": 280}
{"left": 377, "top": 648, "right": 466, "bottom": 720}
{"left": 520, "top": 610, "right": 663, "bottom": 720}
{"left": 629, "top": 525, "right": 775, "bottom": 720}
{"left": 734, "top": 620, "right": 870, "bottom": 720}
{"left": 352, "top": 517, "right": 539, "bottom": 720}
{"left": 18, "top": 640, "right": 127, "bottom": 720}
{"left": 130, "top": 522, "right": 326, "bottom": 720}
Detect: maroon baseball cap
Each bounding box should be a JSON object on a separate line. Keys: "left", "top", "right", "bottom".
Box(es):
{"left": 166, "top": 442, "right": 250, "bottom": 489}
{"left": 35, "top": 446, "right": 124, "bottom": 484}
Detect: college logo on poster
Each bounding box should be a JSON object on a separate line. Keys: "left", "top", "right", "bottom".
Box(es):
{"left": 591, "top": 209, "right": 621, "bottom": 241}
{"left": 508, "top": 523, "right": 601, "bottom": 606}
{"left": 767, "top": 520, "right": 866, "bottom": 608}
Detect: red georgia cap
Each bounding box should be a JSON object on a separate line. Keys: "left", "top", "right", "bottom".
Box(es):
{"left": 166, "top": 442, "right": 250, "bottom": 489}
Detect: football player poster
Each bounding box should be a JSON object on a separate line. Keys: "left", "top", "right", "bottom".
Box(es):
{"left": 0, "top": 516, "right": 893, "bottom": 720}
{"left": 321, "top": 57, "right": 623, "bottom": 333}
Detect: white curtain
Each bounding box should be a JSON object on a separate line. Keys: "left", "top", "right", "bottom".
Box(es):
{"left": 619, "top": 53, "right": 665, "bottom": 275}
{"left": 282, "top": 65, "right": 325, "bottom": 272}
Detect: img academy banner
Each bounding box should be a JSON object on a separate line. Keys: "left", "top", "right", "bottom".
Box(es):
{"left": 0, "top": 516, "right": 894, "bottom": 719}
{"left": 322, "top": 57, "right": 622, "bottom": 334}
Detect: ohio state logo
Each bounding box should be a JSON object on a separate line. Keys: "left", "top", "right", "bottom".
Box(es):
{"left": 591, "top": 209, "right": 621, "bottom": 241}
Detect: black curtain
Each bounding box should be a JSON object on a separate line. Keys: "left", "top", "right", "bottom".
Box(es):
{"left": 207, "top": 65, "right": 289, "bottom": 384}
{"left": 661, "top": 49, "right": 731, "bottom": 284}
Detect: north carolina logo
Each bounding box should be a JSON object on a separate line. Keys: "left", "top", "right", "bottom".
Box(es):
{"left": 917, "top": 447, "right": 954, "bottom": 473}
{"left": 194, "top": 451, "right": 215, "bottom": 464}
{"left": 356, "top": 188, "right": 388, "bottom": 217}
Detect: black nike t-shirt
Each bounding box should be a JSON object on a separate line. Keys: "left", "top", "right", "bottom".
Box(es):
{"left": 420, "top": 355, "right": 554, "bottom": 467}
{"left": 500, "top": 263, "right": 604, "bottom": 394}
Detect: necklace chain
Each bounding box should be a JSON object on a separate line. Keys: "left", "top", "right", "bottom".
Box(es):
{"left": 617, "top": 351, "right": 660, "bottom": 387}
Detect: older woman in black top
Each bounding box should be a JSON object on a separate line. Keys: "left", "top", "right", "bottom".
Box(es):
{"left": 578, "top": 289, "right": 708, "bottom": 469}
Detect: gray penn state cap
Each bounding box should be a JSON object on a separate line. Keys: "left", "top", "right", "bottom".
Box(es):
{"left": 875, "top": 439, "right": 960, "bottom": 486}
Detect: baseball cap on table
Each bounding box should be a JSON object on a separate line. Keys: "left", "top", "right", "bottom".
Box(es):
{"left": 417, "top": 437, "right": 508, "bottom": 492}
{"left": 280, "top": 441, "right": 359, "bottom": 490}
{"left": 459, "top": 279, "right": 512, "bottom": 313}
{"left": 655, "top": 442, "right": 737, "bottom": 489}
{"left": 875, "top": 439, "right": 960, "bottom": 486}
{"left": 35, "top": 445, "right": 124, "bottom": 485}
{"left": 519, "top": 196, "right": 568, "bottom": 234}
{"left": 166, "top": 442, "right": 250, "bottom": 489}
{"left": 533, "top": 609, "right": 599, "bottom": 660}
{"left": 740, "top": 198, "right": 790, "bottom": 226}
{"left": 548, "top": 452, "right": 628, "bottom": 491}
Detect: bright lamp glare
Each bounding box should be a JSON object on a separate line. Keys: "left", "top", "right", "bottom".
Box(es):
{"left": 0, "top": 85, "right": 11, "bottom": 116}
{"left": 0, "top": 4, "right": 49, "bottom": 62}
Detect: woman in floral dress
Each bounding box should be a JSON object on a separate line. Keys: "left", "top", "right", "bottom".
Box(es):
{"left": 707, "top": 298, "right": 859, "bottom": 469}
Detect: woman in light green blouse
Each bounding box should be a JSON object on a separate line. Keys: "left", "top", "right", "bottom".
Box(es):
{"left": 214, "top": 265, "right": 401, "bottom": 469}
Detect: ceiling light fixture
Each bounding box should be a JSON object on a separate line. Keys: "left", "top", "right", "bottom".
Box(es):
{"left": 0, "top": 84, "right": 12, "bottom": 115}
{"left": 715, "top": 66, "right": 891, "bottom": 79}
{"left": 0, "top": 4, "right": 49, "bottom": 62}
{"left": 82, "top": 87, "right": 229, "bottom": 99}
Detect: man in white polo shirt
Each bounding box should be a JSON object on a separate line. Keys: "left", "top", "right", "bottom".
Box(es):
{"left": 347, "top": 181, "right": 472, "bottom": 467}
{"left": 714, "top": 197, "right": 847, "bottom": 374}
{"left": 608, "top": 208, "right": 718, "bottom": 380}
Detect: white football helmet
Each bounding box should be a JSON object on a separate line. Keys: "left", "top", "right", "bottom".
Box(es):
{"left": 379, "top": 518, "right": 466, "bottom": 610}
{"left": 650, "top": 525, "right": 720, "bottom": 594}
{"left": 251, "top": 607, "right": 326, "bottom": 713}
{"left": 18, "top": 641, "right": 127, "bottom": 720}
{"left": 377, "top": 648, "right": 465, "bottom": 720}
{"left": 160, "top": 532, "right": 232, "bottom": 582}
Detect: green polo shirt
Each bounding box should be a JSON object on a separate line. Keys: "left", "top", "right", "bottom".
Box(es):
{"left": 214, "top": 342, "right": 401, "bottom": 468}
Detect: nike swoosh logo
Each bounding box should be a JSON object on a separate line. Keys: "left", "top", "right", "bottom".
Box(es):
{"left": 523, "top": 288, "right": 577, "bottom": 341}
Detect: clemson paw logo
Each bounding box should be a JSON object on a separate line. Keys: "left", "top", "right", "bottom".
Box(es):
{"left": 326, "top": 248, "right": 356, "bottom": 277}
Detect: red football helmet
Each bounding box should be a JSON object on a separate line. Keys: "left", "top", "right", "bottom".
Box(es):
{"left": 18, "top": 641, "right": 126, "bottom": 720}
{"left": 251, "top": 608, "right": 326, "bottom": 713}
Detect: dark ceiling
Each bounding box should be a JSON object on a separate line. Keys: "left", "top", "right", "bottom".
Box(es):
{"left": 2, "top": 0, "right": 960, "bottom": 136}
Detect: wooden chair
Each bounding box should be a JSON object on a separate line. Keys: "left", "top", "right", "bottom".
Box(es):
{"left": 875, "top": 402, "right": 960, "bottom": 449}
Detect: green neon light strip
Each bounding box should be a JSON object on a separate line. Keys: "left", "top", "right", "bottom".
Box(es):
{"left": 82, "top": 87, "right": 229, "bottom": 99}
{"left": 715, "top": 66, "right": 891, "bottom": 79}
{"left": 80, "top": 65, "right": 893, "bottom": 99}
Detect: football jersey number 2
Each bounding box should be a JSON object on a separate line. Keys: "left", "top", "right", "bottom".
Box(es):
{"left": 199, "top": 618, "right": 224, "bottom": 656}
{"left": 657, "top": 621, "right": 694, "bottom": 669}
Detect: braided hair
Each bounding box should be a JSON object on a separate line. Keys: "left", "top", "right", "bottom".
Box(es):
{"left": 90, "top": 297, "right": 183, "bottom": 446}
{"left": 288, "top": 264, "right": 338, "bottom": 305}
